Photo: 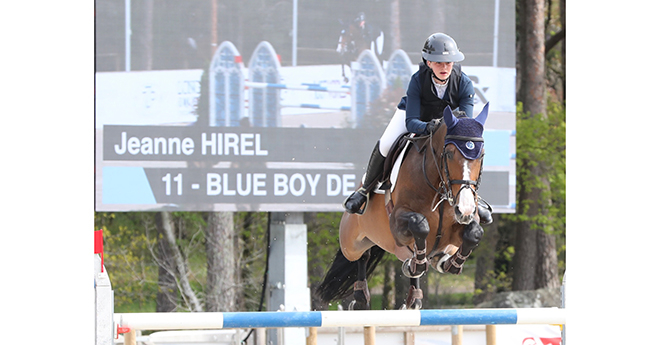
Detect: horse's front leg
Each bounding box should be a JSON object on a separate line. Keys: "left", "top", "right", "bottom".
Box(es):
{"left": 350, "top": 249, "right": 371, "bottom": 310}
{"left": 392, "top": 211, "right": 430, "bottom": 278}
{"left": 442, "top": 220, "right": 484, "bottom": 274}
{"left": 392, "top": 210, "right": 429, "bottom": 310}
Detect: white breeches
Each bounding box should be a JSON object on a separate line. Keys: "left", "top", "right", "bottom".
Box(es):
{"left": 377, "top": 108, "right": 408, "bottom": 157}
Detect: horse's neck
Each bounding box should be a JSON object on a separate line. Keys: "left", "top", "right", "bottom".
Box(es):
{"left": 431, "top": 126, "right": 447, "bottom": 155}
{"left": 426, "top": 127, "right": 447, "bottom": 181}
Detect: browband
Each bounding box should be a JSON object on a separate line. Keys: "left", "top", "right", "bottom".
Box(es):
{"left": 444, "top": 135, "right": 484, "bottom": 142}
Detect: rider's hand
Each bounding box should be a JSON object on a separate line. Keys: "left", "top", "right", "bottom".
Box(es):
{"left": 425, "top": 119, "right": 442, "bottom": 135}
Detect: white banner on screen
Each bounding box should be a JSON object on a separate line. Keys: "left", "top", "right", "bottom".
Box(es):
{"left": 95, "top": 65, "right": 515, "bottom": 129}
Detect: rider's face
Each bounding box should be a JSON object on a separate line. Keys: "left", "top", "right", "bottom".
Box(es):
{"left": 427, "top": 61, "right": 453, "bottom": 82}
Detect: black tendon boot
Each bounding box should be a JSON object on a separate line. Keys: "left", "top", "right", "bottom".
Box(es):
{"left": 477, "top": 197, "right": 493, "bottom": 225}
{"left": 343, "top": 143, "right": 386, "bottom": 214}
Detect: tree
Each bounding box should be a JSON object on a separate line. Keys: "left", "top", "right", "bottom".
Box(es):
{"left": 155, "top": 212, "right": 204, "bottom": 311}
{"left": 204, "top": 211, "right": 238, "bottom": 311}
{"left": 95, "top": 212, "right": 160, "bottom": 311}
{"left": 388, "top": 0, "right": 401, "bottom": 52}
{"left": 155, "top": 212, "right": 179, "bottom": 312}
{"left": 512, "top": 0, "right": 563, "bottom": 291}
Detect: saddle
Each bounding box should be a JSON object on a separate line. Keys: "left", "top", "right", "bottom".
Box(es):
{"left": 374, "top": 132, "right": 431, "bottom": 216}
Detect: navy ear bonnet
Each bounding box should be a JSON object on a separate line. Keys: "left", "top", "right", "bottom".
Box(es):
{"left": 443, "top": 103, "right": 489, "bottom": 160}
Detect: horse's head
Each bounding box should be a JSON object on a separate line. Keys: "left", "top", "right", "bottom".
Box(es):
{"left": 436, "top": 104, "right": 489, "bottom": 224}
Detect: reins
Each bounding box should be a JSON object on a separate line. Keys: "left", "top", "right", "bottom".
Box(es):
{"left": 419, "top": 129, "right": 484, "bottom": 212}
{"left": 416, "top": 123, "right": 485, "bottom": 258}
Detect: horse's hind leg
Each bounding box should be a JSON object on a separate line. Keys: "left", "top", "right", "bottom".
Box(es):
{"left": 350, "top": 249, "right": 371, "bottom": 310}
{"left": 443, "top": 221, "right": 484, "bottom": 274}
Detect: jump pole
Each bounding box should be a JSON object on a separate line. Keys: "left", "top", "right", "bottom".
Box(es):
{"left": 115, "top": 308, "right": 565, "bottom": 331}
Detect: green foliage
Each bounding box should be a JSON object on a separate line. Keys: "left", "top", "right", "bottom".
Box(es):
{"left": 95, "top": 212, "right": 159, "bottom": 312}
{"left": 507, "top": 101, "right": 566, "bottom": 235}
{"left": 306, "top": 212, "right": 343, "bottom": 285}
{"left": 236, "top": 212, "right": 269, "bottom": 311}
{"left": 95, "top": 212, "right": 211, "bottom": 312}
{"left": 480, "top": 101, "right": 566, "bottom": 294}
{"left": 428, "top": 292, "right": 475, "bottom": 308}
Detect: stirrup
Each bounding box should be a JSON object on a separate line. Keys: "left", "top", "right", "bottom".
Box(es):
{"left": 343, "top": 189, "right": 369, "bottom": 215}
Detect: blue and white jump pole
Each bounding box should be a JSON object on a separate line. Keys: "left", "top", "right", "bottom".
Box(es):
{"left": 114, "top": 308, "right": 565, "bottom": 331}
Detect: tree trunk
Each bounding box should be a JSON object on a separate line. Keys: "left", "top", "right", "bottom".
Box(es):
{"left": 513, "top": 0, "right": 559, "bottom": 291}
{"left": 512, "top": 173, "right": 540, "bottom": 291}
{"left": 389, "top": 0, "right": 401, "bottom": 52}
{"left": 473, "top": 215, "right": 500, "bottom": 304}
{"left": 210, "top": 0, "right": 218, "bottom": 58}
{"left": 536, "top": 224, "right": 560, "bottom": 289}
{"left": 205, "top": 211, "right": 237, "bottom": 312}
{"left": 156, "top": 211, "right": 203, "bottom": 312}
{"left": 381, "top": 260, "right": 396, "bottom": 310}
{"left": 519, "top": 0, "right": 546, "bottom": 115}
{"left": 394, "top": 269, "right": 407, "bottom": 309}
{"left": 156, "top": 212, "right": 178, "bottom": 312}
{"left": 560, "top": 0, "right": 566, "bottom": 102}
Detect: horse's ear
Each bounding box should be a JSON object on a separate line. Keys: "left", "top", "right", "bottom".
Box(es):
{"left": 443, "top": 106, "right": 458, "bottom": 129}
{"left": 475, "top": 102, "right": 489, "bottom": 126}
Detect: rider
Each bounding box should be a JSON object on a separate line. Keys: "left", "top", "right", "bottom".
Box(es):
{"left": 343, "top": 32, "right": 493, "bottom": 224}
{"left": 353, "top": 12, "right": 377, "bottom": 44}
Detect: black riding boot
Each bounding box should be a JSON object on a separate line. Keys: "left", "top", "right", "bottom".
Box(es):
{"left": 477, "top": 197, "right": 493, "bottom": 225}
{"left": 343, "top": 143, "right": 386, "bottom": 214}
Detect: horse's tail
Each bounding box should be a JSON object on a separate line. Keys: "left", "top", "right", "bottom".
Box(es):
{"left": 315, "top": 246, "right": 385, "bottom": 304}
{"left": 375, "top": 30, "right": 384, "bottom": 56}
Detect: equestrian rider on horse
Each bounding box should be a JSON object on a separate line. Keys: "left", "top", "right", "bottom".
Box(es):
{"left": 343, "top": 32, "right": 493, "bottom": 224}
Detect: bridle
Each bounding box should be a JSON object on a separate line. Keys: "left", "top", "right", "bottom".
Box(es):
{"left": 421, "top": 125, "right": 484, "bottom": 213}
{"left": 410, "top": 125, "right": 485, "bottom": 262}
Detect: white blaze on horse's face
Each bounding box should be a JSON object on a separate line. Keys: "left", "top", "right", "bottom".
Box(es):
{"left": 455, "top": 160, "right": 477, "bottom": 224}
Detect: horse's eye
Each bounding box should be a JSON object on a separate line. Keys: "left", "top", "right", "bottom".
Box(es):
{"left": 445, "top": 150, "right": 454, "bottom": 160}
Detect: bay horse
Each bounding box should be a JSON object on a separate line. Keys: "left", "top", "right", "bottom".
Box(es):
{"left": 316, "top": 104, "right": 490, "bottom": 310}
{"left": 336, "top": 19, "right": 384, "bottom": 83}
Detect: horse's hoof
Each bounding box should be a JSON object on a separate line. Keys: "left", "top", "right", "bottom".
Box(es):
{"left": 408, "top": 299, "right": 423, "bottom": 310}
{"left": 348, "top": 299, "right": 369, "bottom": 310}
{"left": 433, "top": 255, "right": 450, "bottom": 273}
{"left": 404, "top": 286, "right": 424, "bottom": 310}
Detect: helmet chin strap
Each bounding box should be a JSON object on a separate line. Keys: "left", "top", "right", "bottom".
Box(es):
{"left": 425, "top": 59, "right": 450, "bottom": 84}
{"left": 432, "top": 72, "right": 449, "bottom": 84}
